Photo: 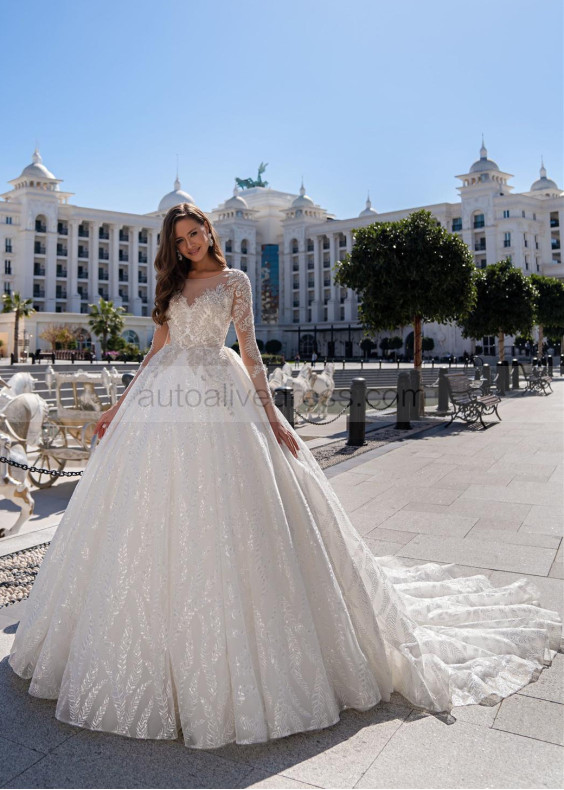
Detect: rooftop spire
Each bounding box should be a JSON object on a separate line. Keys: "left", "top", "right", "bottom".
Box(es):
{"left": 479, "top": 135, "right": 487, "bottom": 159}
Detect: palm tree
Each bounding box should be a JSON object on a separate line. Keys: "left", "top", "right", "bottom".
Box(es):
{"left": 88, "top": 297, "right": 126, "bottom": 355}
{"left": 1, "top": 292, "right": 35, "bottom": 363}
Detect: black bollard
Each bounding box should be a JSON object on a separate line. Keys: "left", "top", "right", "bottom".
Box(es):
{"left": 409, "top": 368, "right": 422, "bottom": 419}
{"left": 436, "top": 367, "right": 450, "bottom": 415}
{"left": 482, "top": 363, "right": 491, "bottom": 395}
{"left": 547, "top": 355, "right": 553, "bottom": 376}
{"left": 496, "top": 363, "right": 506, "bottom": 396}
{"left": 347, "top": 377, "right": 366, "bottom": 446}
{"left": 274, "top": 386, "right": 294, "bottom": 429}
{"left": 512, "top": 359, "right": 520, "bottom": 389}
{"left": 502, "top": 360, "right": 510, "bottom": 392}
{"left": 396, "top": 372, "right": 412, "bottom": 430}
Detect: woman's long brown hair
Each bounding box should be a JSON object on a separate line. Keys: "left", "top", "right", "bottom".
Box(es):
{"left": 152, "top": 203, "right": 227, "bottom": 325}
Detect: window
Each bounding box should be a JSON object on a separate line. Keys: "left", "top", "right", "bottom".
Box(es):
{"left": 524, "top": 233, "right": 528, "bottom": 248}
{"left": 473, "top": 214, "right": 485, "bottom": 229}
{"left": 452, "top": 217, "right": 462, "bottom": 232}
{"left": 5, "top": 239, "right": 12, "bottom": 253}
{"left": 535, "top": 235, "right": 539, "bottom": 249}
{"left": 537, "top": 263, "right": 540, "bottom": 272}
{"left": 4, "top": 260, "right": 11, "bottom": 274}
{"left": 522, "top": 210, "right": 526, "bottom": 218}
{"left": 483, "top": 336, "right": 496, "bottom": 356}
{"left": 503, "top": 210, "right": 510, "bottom": 219}
{"left": 5, "top": 216, "right": 12, "bottom": 224}
{"left": 3, "top": 282, "right": 11, "bottom": 294}
{"left": 504, "top": 232, "right": 511, "bottom": 248}
{"left": 533, "top": 213, "right": 537, "bottom": 221}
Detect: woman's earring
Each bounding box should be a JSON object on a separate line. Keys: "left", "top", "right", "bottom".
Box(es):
{"left": 177, "top": 250, "right": 182, "bottom": 261}
{"left": 208, "top": 235, "right": 214, "bottom": 248}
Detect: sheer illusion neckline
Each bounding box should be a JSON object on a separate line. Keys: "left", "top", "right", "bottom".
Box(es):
{"left": 177, "top": 269, "right": 234, "bottom": 309}
{"left": 185, "top": 269, "right": 227, "bottom": 281}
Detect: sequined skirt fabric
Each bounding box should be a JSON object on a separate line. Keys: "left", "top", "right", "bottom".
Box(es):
{"left": 8, "top": 344, "right": 562, "bottom": 749}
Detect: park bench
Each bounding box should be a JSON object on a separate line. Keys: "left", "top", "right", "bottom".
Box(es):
{"left": 444, "top": 372, "right": 502, "bottom": 429}
{"left": 519, "top": 363, "right": 553, "bottom": 395}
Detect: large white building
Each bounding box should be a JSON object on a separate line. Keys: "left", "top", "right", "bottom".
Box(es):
{"left": 0, "top": 143, "right": 561, "bottom": 359}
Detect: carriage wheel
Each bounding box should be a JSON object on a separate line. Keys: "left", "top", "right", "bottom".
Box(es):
{"left": 27, "top": 450, "right": 67, "bottom": 489}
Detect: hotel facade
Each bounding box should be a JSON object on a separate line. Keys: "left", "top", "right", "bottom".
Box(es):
{"left": 0, "top": 143, "right": 561, "bottom": 359}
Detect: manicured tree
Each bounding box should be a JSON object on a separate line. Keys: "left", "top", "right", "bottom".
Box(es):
{"left": 1, "top": 292, "right": 35, "bottom": 363}
{"left": 529, "top": 274, "right": 564, "bottom": 359}
{"left": 422, "top": 337, "right": 435, "bottom": 353}
{"left": 265, "top": 339, "right": 282, "bottom": 354}
{"left": 88, "top": 297, "right": 125, "bottom": 354}
{"left": 336, "top": 209, "right": 476, "bottom": 413}
{"left": 461, "top": 260, "right": 536, "bottom": 363}
{"left": 360, "top": 338, "right": 375, "bottom": 359}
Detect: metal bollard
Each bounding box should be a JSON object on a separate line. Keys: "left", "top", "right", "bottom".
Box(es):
{"left": 396, "top": 372, "right": 412, "bottom": 430}
{"left": 121, "top": 372, "right": 134, "bottom": 387}
{"left": 436, "top": 367, "right": 450, "bottom": 415}
{"left": 512, "top": 358, "right": 520, "bottom": 389}
{"left": 409, "top": 368, "right": 422, "bottom": 419}
{"left": 502, "top": 360, "right": 510, "bottom": 392}
{"left": 274, "top": 386, "right": 294, "bottom": 429}
{"left": 496, "top": 363, "right": 506, "bottom": 396}
{"left": 482, "top": 363, "right": 491, "bottom": 395}
{"left": 547, "top": 355, "right": 553, "bottom": 375}
{"left": 347, "top": 377, "right": 366, "bottom": 446}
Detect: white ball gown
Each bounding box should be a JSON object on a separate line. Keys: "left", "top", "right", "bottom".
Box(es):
{"left": 8, "top": 268, "right": 562, "bottom": 750}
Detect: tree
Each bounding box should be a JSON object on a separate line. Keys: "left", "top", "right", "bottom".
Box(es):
{"left": 88, "top": 297, "right": 125, "bottom": 354}
{"left": 360, "top": 338, "right": 376, "bottom": 359}
{"left": 265, "top": 339, "right": 282, "bottom": 354}
{"left": 1, "top": 292, "right": 35, "bottom": 363}
{"left": 461, "top": 260, "right": 536, "bottom": 363}
{"left": 530, "top": 274, "right": 564, "bottom": 358}
{"left": 422, "top": 337, "right": 435, "bottom": 352}
{"left": 39, "top": 324, "right": 77, "bottom": 351}
{"left": 336, "top": 210, "right": 475, "bottom": 413}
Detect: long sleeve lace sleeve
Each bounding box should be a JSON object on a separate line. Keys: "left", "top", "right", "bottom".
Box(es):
{"left": 231, "top": 271, "right": 276, "bottom": 416}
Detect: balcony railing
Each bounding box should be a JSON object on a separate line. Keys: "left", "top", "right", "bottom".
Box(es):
{"left": 34, "top": 266, "right": 46, "bottom": 276}
{"left": 119, "top": 274, "right": 129, "bottom": 282}
{"left": 35, "top": 223, "right": 47, "bottom": 233}
{"left": 98, "top": 272, "right": 109, "bottom": 281}
{"left": 119, "top": 232, "right": 129, "bottom": 242}
{"left": 99, "top": 251, "right": 109, "bottom": 260}
{"left": 552, "top": 241, "right": 561, "bottom": 250}
{"left": 307, "top": 280, "right": 315, "bottom": 288}
{"left": 339, "top": 238, "right": 347, "bottom": 247}
{"left": 474, "top": 241, "right": 486, "bottom": 251}
{"left": 34, "top": 244, "right": 46, "bottom": 255}
{"left": 138, "top": 275, "right": 147, "bottom": 283}
{"left": 5, "top": 245, "right": 13, "bottom": 253}
{"left": 504, "top": 240, "right": 511, "bottom": 248}
{"left": 57, "top": 226, "right": 68, "bottom": 236}
{"left": 78, "top": 292, "right": 88, "bottom": 301}
{"left": 78, "top": 228, "right": 89, "bottom": 238}
{"left": 78, "top": 248, "right": 89, "bottom": 258}
{"left": 98, "top": 292, "right": 109, "bottom": 300}
{"left": 57, "top": 247, "right": 68, "bottom": 257}
{"left": 99, "top": 230, "right": 110, "bottom": 240}
{"left": 138, "top": 255, "right": 148, "bottom": 263}
{"left": 473, "top": 219, "right": 485, "bottom": 229}
{"left": 119, "top": 253, "right": 129, "bottom": 261}
{"left": 56, "top": 268, "right": 68, "bottom": 278}
{"left": 77, "top": 269, "right": 88, "bottom": 279}
{"left": 550, "top": 219, "right": 560, "bottom": 228}
{"left": 33, "top": 290, "right": 45, "bottom": 298}
{"left": 56, "top": 291, "right": 67, "bottom": 299}
{"left": 141, "top": 296, "right": 148, "bottom": 304}
{"left": 293, "top": 300, "right": 300, "bottom": 308}
{"left": 139, "top": 234, "right": 148, "bottom": 244}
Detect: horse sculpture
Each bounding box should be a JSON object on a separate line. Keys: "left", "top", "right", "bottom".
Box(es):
{"left": 0, "top": 432, "right": 35, "bottom": 539}
{"left": 268, "top": 362, "right": 336, "bottom": 419}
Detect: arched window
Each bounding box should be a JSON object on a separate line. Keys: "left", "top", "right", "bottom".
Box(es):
{"left": 240, "top": 238, "right": 248, "bottom": 255}
{"left": 300, "top": 334, "right": 315, "bottom": 356}
{"left": 122, "top": 329, "right": 140, "bottom": 347}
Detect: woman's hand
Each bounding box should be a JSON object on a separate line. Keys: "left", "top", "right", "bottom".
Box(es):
{"left": 269, "top": 415, "right": 300, "bottom": 458}
{"left": 93, "top": 403, "right": 120, "bottom": 441}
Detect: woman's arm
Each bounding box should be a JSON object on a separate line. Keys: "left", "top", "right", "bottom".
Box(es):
{"left": 94, "top": 321, "right": 169, "bottom": 439}
{"left": 231, "top": 273, "right": 299, "bottom": 456}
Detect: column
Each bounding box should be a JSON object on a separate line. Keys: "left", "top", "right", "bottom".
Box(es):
{"left": 44, "top": 216, "right": 57, "bottom": 312}
{"left": 67, "top": 219, "right": 81, "bottom": 313}
{"left": 311, "top": 236, "right": 322, "bottom": 323}
{"left": 298, "top": 242, "right": 307, "bottom": 324}
{"left": 344, "top": 232, "right": 355, "bottom": 322}
{"left": 327, "top": 234, "right": 339, "bottom": 322}
{"left": 88, "top": 221, "right": 98, "bottom": 304}
{"left": 131, "top": 227, "right": 142, "bottom": 315}
{"left": 109, "top": 224, "right": 121, "bottom": 306}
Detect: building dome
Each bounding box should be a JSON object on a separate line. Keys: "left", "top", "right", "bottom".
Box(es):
{"left": 224, "top": 185, "right": 248, "bottom": 209}
{"left": 292, "top": 181, "right": 314, "bottom": 208}
{"left": 530, "top": 161, "right": 560, "bottom": 193}
{"left": 19, "top": 149, "right": 57, "bottom": 181}
{"left": 469, "top": 139, "right": 500, "bottom": 173}
{"left": 359, "top": 193, "right": 377, "bottom": 217}
{"left": 158, "top": 177, "right": 195, "bottom": 212}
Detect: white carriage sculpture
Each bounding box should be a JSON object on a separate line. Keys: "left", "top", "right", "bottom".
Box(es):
{"left": 27, "top": 366, "right": 123, "bottom": 488}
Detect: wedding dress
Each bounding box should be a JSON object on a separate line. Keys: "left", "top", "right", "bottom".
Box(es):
{"left": 8, "top": 268, "right": 562, "bottom": 750}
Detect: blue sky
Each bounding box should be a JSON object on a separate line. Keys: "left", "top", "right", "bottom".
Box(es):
{"left": 2, "top": 0, "right": 562, "bottom": 219}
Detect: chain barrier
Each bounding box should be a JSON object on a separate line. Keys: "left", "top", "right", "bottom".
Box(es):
{"left": 293, "top": 399, "right": 352, "bottom": 425}
{"left": 0, "top": 455, "right": 84, "bottom": 478}
{"left": 365, "top": 392, "right": 398, "bottom": 410}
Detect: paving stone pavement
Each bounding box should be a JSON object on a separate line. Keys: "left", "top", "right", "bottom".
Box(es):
{"left": 0, "top": 381, "right": 562, "bottom": 788}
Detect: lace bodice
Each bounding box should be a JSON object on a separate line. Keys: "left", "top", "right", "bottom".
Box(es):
{"left": 165, "top": 268, "right": 273, "bottom": 404}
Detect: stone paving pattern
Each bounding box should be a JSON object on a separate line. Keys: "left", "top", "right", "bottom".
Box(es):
{"left": 0, "top": 382, "right": 562, "bottom": 788}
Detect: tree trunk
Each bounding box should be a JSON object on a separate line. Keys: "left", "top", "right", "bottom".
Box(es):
{"left": 498, "top": 329, "right": 505, "bottom": 363}
{"left": 537, "top": 325, "right": 544, "bottom": 362}
{"left": 13, "top": 312, "right": 19, "bottom": 364}
{"left": 413, "top": 315, "right": 425, "bottom": 417}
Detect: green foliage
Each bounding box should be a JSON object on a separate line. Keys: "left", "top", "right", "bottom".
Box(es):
{"left": 1, "top": 292, "right": 35, "bottom": 363}
{"left": 88, "top": 297, "right": 126, "bottom": 353}
{"left": 261, "top": 353, "right": 285, "bottom": 366}
{"left": 335, "top": 209, "right": 476, "bottom": 333}
{"left": 256, "top": 338, "right": 264, "bottom": 352}
{"left": 405, "top": 332, "right": 435, "bottom": 353}
{"left": 231, "top": 341, "right": 240, "bottom": 353}
{"left": 388, "top": 336, "right": 403, "bottom": 350}
{"left": 461, "top": 260, "right": 536, "bottom": 340}
{"left": 530, "top": 274, "right": 564, "bottom": 334}
{"left": 265, "top": 339, "right": 282, "bottom": 354}
{"left": 422, "top": 337, "right": 435, "bottom": 351}
{"left": 379, "top": 337, "right": 390, "bottom": 351}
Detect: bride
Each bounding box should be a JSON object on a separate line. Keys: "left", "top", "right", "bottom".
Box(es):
{"left": 8, "top": 203, "right": 561, "bottom": 750}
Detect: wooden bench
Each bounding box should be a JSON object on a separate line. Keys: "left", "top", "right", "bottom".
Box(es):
{"left": 444, "top": 372, "right": 502, "bottom": 429}
{"left": 519, "top": 363, "right": 553, "bottom": 395}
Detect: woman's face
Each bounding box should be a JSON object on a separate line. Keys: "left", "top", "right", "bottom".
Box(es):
{"left": 174, "top": 217, "right": 212, "bottom": 263}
